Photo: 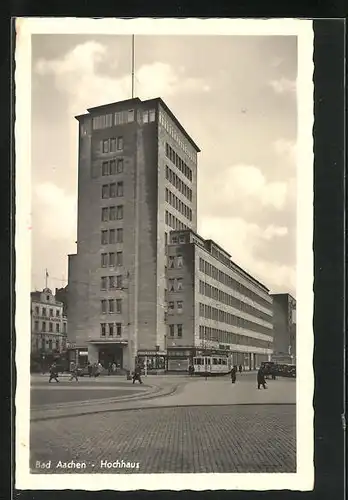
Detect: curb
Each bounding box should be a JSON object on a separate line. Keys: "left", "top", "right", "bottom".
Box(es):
{"left": 31, "top": 401, "right": 296, "bottom": 422}
{"left": 30, "top": 381, "right": 187, "bottom": 422}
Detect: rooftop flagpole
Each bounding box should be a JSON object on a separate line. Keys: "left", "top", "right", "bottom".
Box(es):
{"left": 131, "top": 35, "right": 135, "bottom": 98}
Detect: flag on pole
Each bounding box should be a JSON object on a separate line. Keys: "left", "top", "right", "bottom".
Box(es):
{"left": 46, "top": 270, "right": 49, "bottom": 278}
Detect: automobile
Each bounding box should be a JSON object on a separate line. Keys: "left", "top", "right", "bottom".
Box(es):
{"left": 76, "top": 365, "right": 90, "bottom": 377}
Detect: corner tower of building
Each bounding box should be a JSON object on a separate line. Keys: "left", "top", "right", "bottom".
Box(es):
{"left": 67, "top": 97, "right": 200, "bottom": 371}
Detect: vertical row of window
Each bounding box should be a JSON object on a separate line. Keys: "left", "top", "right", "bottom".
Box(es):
{"left": 165, "top": 210, "right": 189, "bottom": 231}
{"left": 159, "top": 112, "right": 196, "bottom": 164}
{"left": 166, "top": 165, "right": 192, "bottom": 201}
{"left": 165, "top": 188, "right": 192, "bottom": 221}
{"left": 165, "top": 143, "right": 193, "bottom": 181}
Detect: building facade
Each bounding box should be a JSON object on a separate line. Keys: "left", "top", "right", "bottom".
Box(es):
{"left": 166, "top": 230, "right": 274, "bottom": 371}
{"left": 31, "top": 288, "right": 68, "bottom": 354}
{"left": 270, "top": 293, "right": 296, "bottom": 363}
{"left": 68, "top": 97, "right": 200, "bottom": 370}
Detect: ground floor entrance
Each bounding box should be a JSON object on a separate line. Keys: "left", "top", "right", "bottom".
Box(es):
{"left": 88, "top": 342, "right": 129, "bottom": 370}
{"left": 98, "top": 345, "right": 123, "bottom": 369}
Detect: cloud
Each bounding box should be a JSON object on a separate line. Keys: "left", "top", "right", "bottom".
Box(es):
{"left": 219, "top": 164, "right": 288, "bottom": 211}
{"left": 273, "top": 138, "right": 297, "bottom": 164}
{"left": 33, "top": 182, "right": 77, "bottom": 242}
{"left": 35, "top": 42, "right": 209, "bottom": 116}
{"left": 198, "top": 215, "right": 295, "bottom": 293}
{"left": 269, "top": 77, "right": 296, "bottom": 94}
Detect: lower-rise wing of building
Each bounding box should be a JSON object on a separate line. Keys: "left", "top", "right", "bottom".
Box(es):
{"left": 165, "top": 230, "right": 274, "bottom": 372}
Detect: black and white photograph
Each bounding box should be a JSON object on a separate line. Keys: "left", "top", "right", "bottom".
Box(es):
{"left": 15, "top": 18, "right": 314, "bottom": 491}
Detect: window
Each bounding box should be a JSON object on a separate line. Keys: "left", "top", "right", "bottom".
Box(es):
{"left": 56, "top": 309, "right": 60, "bottom": 317}
{"left": 176, "top": 278, "right": 183, "bottom": 291}
{"left": 117, "top": 137, "right": 123, "bottom": 150}
{"left": 116, "top": 275, "right": 123, "bottom": 289}
{"left": 116, "top": 228, "right": 123, "bottom": 243}
{"left": 128, "top": 109, "right": 135, "bottom": 122}
{"left": 109, "top": 229, "right": 116, "bottom": 244}
{"left": 117, "top": 182, "right": 124, "bottom": 197}
{"left": 102, "top": 161, "right": 109, "bottom": 176}
{"left": 48, "top": 308, "right": 53, "bottom": 317}
{"left": 109, "top": 276, "right": 116, "bottom": 289}
{"left": 116, "top": 299, "right": 122, "bottom": 314}
{"left": 101, "top": 300, "right": 107, "bottom": 313}
{"left": 35, "top": 306, "right": 39, "bottom": 315}
{"left": 117, "top": 159, "right": 124, "bottom": 173}
{"left": 42, "top": 308, "right": 47, "bottom": 316}
{"left": 102, "top": 185, "right": 109, "bottom": 199}
{"left": 149, "top": 109, "right": 156, "bottom": 122}
{"left": 168, "top": 301, "right": 174, "bottom": 311}
{"left": 172, "top": 236, "right": 178, "bottom": 244}
{"left": 168, "top": 256, "right": 175, "bottom": 269}
{"left": 165, "top": 233, "right": 168, "bottom": 246}
{"left": 177, "top": 256, "right": 183, "bottom": 268}
{"left": 177, "top": 324, "right": 183, "bottom": 338}
{"left": 116, "top": 323, "right": 122, "bottom": 336}
{"left": 101, "top": 253, "right": 108, "bottom": 267}
{"left": 109, "top": 299, "right": 115, "bottom": 313}
{"left": 34, "top": 320, "right": 39, "bottom": 331}
{"left": 101, "top": 323, "right": 106, "bottom": 337}
{"left": 56, "top": 324, "right": 60, "bottom": 333}
{"left": 116, "top": 252, "right": 123, "bottom": 266}
{"left": 49, "top": 322, "right": 53, "bottom": 332}
{"left": 177, "top": 301, "right": 183, "bottom": 312}
{"left": 168, "top": 279, "right": 175, "bottom": 292}
{"left": 110, "top": 183, "right": 116, "bottom": 198}
{"left": 102, "top": 207, "right": 108, "bottom": 221}
{"left": 110, "top": 138, "right": 116, "bottom": 152}
{"left": 143, "top": 110, "right": 149, "bottom": 123}
{"left": 55, "top": 340, "right": 59, "bottom": 351}
{"left": 101, "top": 230, "right": 108, "bottom": 245}
{"left": 42, "top": 321, "right": 46, "bottom": 332}
{"left": 109, "top": 252, "right": 115, "bottom": 267}
{"left": 101, "top": 277, "right": 107, "bottom": 290}
{"left": 116, "top": 205, "right": 123, "bottom": 220}
{"left": 110, "top": 160, "right": 116, "bottom": 175}
{"left": 48, "top": 340, "right": 52, "bottom": 350}
{"left": 169, "top": 324, "right": 174, "bottom": 337}
{"left": 109, "top": 206, "right": 116, "bottom": 221}
{"left": 103, "top": 140, "right": 109, "bottom": 153}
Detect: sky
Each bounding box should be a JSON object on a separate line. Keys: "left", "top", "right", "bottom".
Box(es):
{"left": 30, "top": 34, "right": 297, "bottom": 296}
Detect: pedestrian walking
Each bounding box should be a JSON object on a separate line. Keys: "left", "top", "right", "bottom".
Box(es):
{"left": 231, "top": 366, "right": 237, "bottom": 384}
{"left": 48, "top": 362, "right": 59, "bottom": 383}
{"left": 112, "top": 362, "right": 117, "bottom": 374}
{"left": 132, "top": 365, "right": 143, "bottom": 384}
{"left": 108, "top": 362, "right": 112, "bottom": 376}
{"left": 257, "top": 367, "right": 267, "bottom": 389}
{"left": 69, "top": 361, "right": 79, "bottom": 382}
{"left": 238, "top": 364, "right": 243, "bottom": 374}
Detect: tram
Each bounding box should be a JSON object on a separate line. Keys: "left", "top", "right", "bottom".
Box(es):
{"left": 193, "top": 354, "right": 232, "bottom": 376}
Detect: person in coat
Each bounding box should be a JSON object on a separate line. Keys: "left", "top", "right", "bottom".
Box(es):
{"left": 48, "top": 362, "right": 59, "bottom": 383}
{"left": 238, "top": 364, "right": 243, "bottom": 374}
{"left": 257, "top": 367, "right": 267, "bottom": 389}
{"left": 132, "top": 365, "right": 143, "bottom": 384}
{"left": 231, "top": 366, "right": 237, "bottom": 384}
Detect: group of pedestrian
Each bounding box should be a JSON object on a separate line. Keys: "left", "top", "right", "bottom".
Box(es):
{"left": 48, "top": 360, "right": 105, "bottom": 383}
{"left": 229, "top": 364, "right": 271, "bottom": 390}
{"left": 87, "top": 361, "right": 103, "bottom": 378}
{"left": 107, "top": 362, "right": 118, "bottom": 375}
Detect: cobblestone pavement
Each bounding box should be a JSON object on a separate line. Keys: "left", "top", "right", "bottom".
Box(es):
{"left": 30, "top": 404, "right": 296, "bottom": 473}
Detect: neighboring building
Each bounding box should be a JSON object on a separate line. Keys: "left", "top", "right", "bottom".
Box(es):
{"left": 270, "top": 293, "right": 296, "bottom": 363}
{"left": 68, "top": 97, "right": 200, "bottom": 370}
{"left": 165, "top": 230, "right": 274, "bottom": 371}
{"left": 31, "top": 288, "right": 68, "bottom": 354}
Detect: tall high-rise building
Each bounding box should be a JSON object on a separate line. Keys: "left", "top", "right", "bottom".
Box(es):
{"left": 68, "top": 97, "right": 200, "bottom": 370}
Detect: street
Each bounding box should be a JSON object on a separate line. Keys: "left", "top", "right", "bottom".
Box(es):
{"left": 30, "top": 372, "right": 296, "bottom": 474}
